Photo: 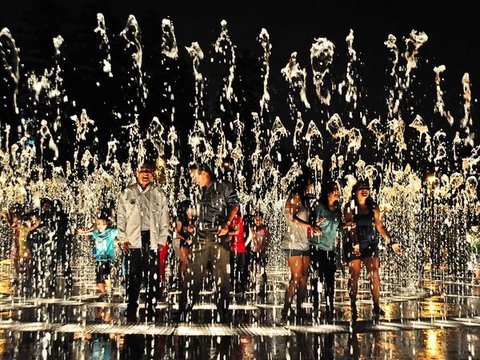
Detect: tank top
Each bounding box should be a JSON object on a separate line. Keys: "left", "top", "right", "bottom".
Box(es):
{"left": 355, "top": 210, "right": 376, "bottom": 251}
{"left": 282, "top": 196, "right": 310, "bottom": 251}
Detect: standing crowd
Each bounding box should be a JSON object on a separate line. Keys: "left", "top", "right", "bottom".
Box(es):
{"left": 1, "top": 159, "right": 410, "bottom": 324}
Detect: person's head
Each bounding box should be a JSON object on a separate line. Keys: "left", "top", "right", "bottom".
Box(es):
{"left": 320, "top": 181, "right": 341, "bottom": 207}
{"left": 254, "top": 211, "right": 264, "bottom": 226}
{"left": 352, "top": 180, "right": 373, "bottom": 207}
{"left": 195, "top": 163, "right": 214, "bottom": 187}
{"left": 95, "top": 208, "right": 112, "bottom": 233}
{"left": 39, "top": 197, "right": 56, "bottom": 219}
{"left": 9, "top": 203, "right": 23, "bottom": 223}
{"left": 27, "top": 211, "right": 40, "bottom": 227}
{"left": 189, "top": 163, "right": 200, "bottom": 184}
{"left": 353, "top": 180, "right": 370, "bottom": 196}
{"left": 292, "top": 169, "right": 315, "bottom": 199}
{"left": 40, "top": 198, "right": 53, "bottom": 211}
{"left": 136, "top": 160, "right": 155, "bottom": 189}
{"left": 178, "top": 200, "right": 194, "bottom": 219}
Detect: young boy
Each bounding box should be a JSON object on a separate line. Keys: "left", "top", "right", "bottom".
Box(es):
{"left": 78, "top": 208, "right": 119, "bottom": 296}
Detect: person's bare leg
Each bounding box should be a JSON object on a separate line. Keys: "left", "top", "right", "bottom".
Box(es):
{"left": 97, "top": 282, "right": 106, "bottom": 293}
{"left": 296, "top": 256, "right": 310, "bottom": 315}
{"left": 283, "top": 256, "right": 303, "bottom": 317}
{"left": 364, "top": 257, "right": 383, "bottom": 315}
{"left": 348, "top": 260, "right": 362, "bottom": 319}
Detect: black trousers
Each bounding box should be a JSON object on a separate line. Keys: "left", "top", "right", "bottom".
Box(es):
{"left": 125, "top": 231, "right": 160, "bottom": 321}
{"left": 230, "top": 252, "right": 246, "bottom": 293}
{"left": 179, "top": 228, "right": 230, "bottom": 320}
{"left": 310, "top": 247, "right": 336, "bottom": 313}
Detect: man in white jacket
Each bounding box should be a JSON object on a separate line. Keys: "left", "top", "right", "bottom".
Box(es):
{"left": 117, "top": 160, "right": 170, "bottom": 323}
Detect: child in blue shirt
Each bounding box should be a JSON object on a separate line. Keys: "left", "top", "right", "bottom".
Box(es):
{"left": 78, "top": 209, "right": 119, "bottom": 295}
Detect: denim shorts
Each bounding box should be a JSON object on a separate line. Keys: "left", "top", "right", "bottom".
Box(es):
{"left": 284, "top": 249, "right": 310, "bottom": 257}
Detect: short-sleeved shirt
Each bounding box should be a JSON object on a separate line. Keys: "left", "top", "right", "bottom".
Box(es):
{"left": 309, "top": 202, "right": 341, "bottom": 251}
{"left": 92, "top": 228, "right": 118, "bottom": 262}
{"left": 196, "top": 180, "right": 240, "bottom": 227}
{"left": 251, "top": 225, "right": 269, "bottom": 253}
{"left": 230, "top": 215, "right": 245, "bottom": 253}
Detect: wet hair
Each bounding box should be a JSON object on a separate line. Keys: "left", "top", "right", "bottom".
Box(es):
{"left": 291, "top": 169, "right": 314, "bottom": 203}
{"left": 352, "top": 180, "right": 370, "bottom": 193}
{"left": 350, "top": 181, "right": 377, "bottom": 214}
{"left": 40, "top": 197, "right": 54, "bottom": 209}
{"left": 177, "top": 200, "right": 192, "bottom": 214}
{"left": 97, "top": 208, "right": 112, "bottom": 222}
{"left": 254, "top": 211, "right": 264, "bottom": 218}
{"left": 9, "top": 203, "right": 23, "bottom": 215}
{"left": 319, "top": 181, "right": 340, "bottom": 211}
{"left": 138, "top": 159, "right": 156, "bottom": 172}
{"left": 196, "top": 163, "right": 215, "bottom": 179}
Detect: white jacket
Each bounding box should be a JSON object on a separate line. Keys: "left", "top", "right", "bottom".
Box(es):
{"left": 117, "top": 183, "right": 170, "bottom": 250}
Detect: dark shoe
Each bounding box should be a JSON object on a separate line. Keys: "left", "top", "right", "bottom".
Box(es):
{"left": 125, "top": 308, "right": 138, "bottom": 323}
{"left": 98, "top": 293, "right": 109, "bottom": 302}
{"left": 171, "top": 309, "right": 188, "bottom": 323}
{"left": 373, "top": 304, "right": 385, "bottom": 317}
{"left": 216, "top": 311, "right": 232, "bottom": 325}
{"left": 296, "top": 308, "right": 308, "bottom": 324}
{"left": 325, "top": 308, "right": 334, "bottom": 324}
{"left": 280, "top": 307, "right": 291, "bottom": 323}
{"left": 351, "top": 302, "right": 358, "bottom": 322}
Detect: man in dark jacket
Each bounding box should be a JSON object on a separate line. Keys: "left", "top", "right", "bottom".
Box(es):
{"left": 176, "top": 163, "right": 239, "bottom": 324}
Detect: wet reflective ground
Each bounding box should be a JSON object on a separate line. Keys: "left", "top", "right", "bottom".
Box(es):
{"left": 1, "top": 266, "right": 480, "bottom": 359}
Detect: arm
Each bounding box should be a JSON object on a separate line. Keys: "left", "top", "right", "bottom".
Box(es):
{"left": 286, "top": 193, "right": 321, "bottom": 234}
{"left": 244, "top": 227, "right": 253, "bottom": 247}
{"left": 373, "top": 208, "right": 401, "bottom": 254}
{"left": 218, "top": 182, "right": 240, "bottom": 236}
{"left": 218, "top": 204, "right": 239, "bottom": 236}
{"left": 157, "top": 191, "right": 170, "bottom": 248}
{"left": 262, "top": 227, "right": 270, "bottom": 253}
{"left": 176, "top": 219, "right": 188, "bottom": 241}
{"left": 1, "top": 211, "right": 13, "bottom": 228}
{"left": 116, "top": 191, "right": 129, "bottom": 251}
{"left": 228, "top": 222, "right": 240, "bottom": 236}
{"left": 76, "top": 224, "right": 95, "bottom": 236}
{"left": 343, "top": 205, "right": 360, "bottom": 256}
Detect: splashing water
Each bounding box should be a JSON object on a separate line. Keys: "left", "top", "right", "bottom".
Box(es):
{"left": 0, "top": 14, "right": 478, "bottom": 307}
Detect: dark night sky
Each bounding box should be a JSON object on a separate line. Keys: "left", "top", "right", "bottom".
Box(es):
{"left": 0, "top": 0, "right": 478, "bottom": 172}
{"left": 2, "top": 0, "right": 478, "bottom": 82}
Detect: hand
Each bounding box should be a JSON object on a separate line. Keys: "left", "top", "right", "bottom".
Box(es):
{"left": 391, "top": 243, "right": 402, "bottom": 254}
{"left": 344, "top": 221, "right": 356, "bottom": 230}
{"left": 217, "top": 223, "right": 229, "bottom": 236}
{"left": 353, "top": 244, "right": 360, "bottom": 256}
{"left": 123, "top": 241, "right": 131, "bottom": 253}
{"left": 311, "top": 225, "right": 322, "bottom": 236}
{"left": 316, "top": 217, "right": 326, "bottom": 226}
